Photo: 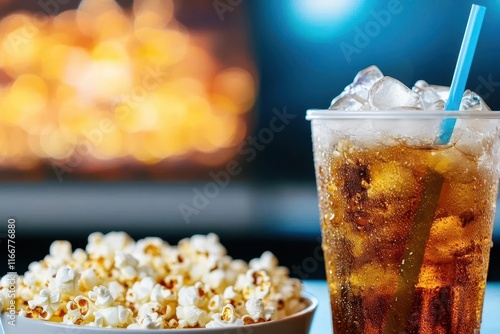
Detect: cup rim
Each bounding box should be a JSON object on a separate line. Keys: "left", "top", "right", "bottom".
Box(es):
{"left": 306, "top": 109, "right": 500, "bottom": 120}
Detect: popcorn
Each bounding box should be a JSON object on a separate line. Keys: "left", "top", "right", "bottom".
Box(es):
{"left": 178, "top": 283, "right": 206, "bottom": 308}
{"left": 164, "top": 304, "right": 176, "bottom": 320}
{"left": 85, "top": 233, "right": 108, "bottom": 253}
{"left": 23, "top": 306, "right": 51, "bottom": 320}
{"left": 126, "top": 277, "right": 156, "bottom": 304}
{"left": 86, "top": 232, "right": 134, "bottom": 259}
{"left": 245, "top": 298, "right": 265, "bottom": 321}
{"left": 176, "top": 305, "right": 209, "bottom": 328}
{"left": 136, "top": 265, "right": 157, "bottom": 280}
{"left": 0, "top": 289, "right": 8, "bottom": 311}
{"left": 150, "top": 283, "right": 176, "bottom": 304}
{"left": 249, "top": 251, "right": 278, "bottom": 271}
{"left": 134, "top": 237, "right": 168, "bottom": 258}
{"left": 115, "top": 252, "right": 139, "bottom": 268}
{"left": 208, "top": 294, "right": 223, "bottom": 311}
{"left": 163, "top": 275, "right": 183, "bottom": 291}
{"left": 226, "top": 259, "right": 249, "bottom": 283}
{"left": 55, "top": 267, "right": 80, "bottom": 296}
{"left": 63, "top": 312, "right": 83, "bottom": 325}
{"left": 85, "top": 233, "right": 114, "bottom": 270}
{"left": 188, "top": 263, "right": 206, "bottom": 282}
{"left": 243, "top": 299, "right": 275, "bottom": 323}
{"left": 1, "top": 273, "right": 18, "bottom": 288}
{"left": 284, "top": 297, "right": 305, "bottom": 315}
{"left": 88, "top": 285, "right": 114, "bottom": 308}
{"left": 206, "top": 269, "right": 226, "bottom": 291}
{"left": 233, "top": 299, "right": 247, "bottom": 316}
{"left": 107, "top": 280, "right": 126, "bottom": 302}
{"left": 128, "top": 312, "right": 164, "bottom": 329}
{"left": 27, "top": 261, "right": 43, "bottom": 274}
{"left": 137, "top": 301, "right": 163, "bottom": 318}
{"left": 104, "top": 232, "right": 135, "bottom": 252}
{"left": 164, "top": 249, "right": 191, "bottom": 274}
{"left": 206, "top": 304, "right": 244, "bottom": 328}
{"left": 64, "top": 296, "right": 94, "bottom": 323}
{"left": 17, "top": 280, "right": 35, "bottom": 301}
{"left": 167, "top": 318, "right": 179, "bottom": 328}
{"left": 238, "top": 269, "right": 272, "bottom": 300}
{"left": 25, "top": 262, "right": 43, "bottom": 286}
{"left": 180, "top": 233, "right": 226, "bottom": 258}
{"left": 223, "top": 286, "right": 238, "bottom": 300}
{"left": 279, "top": 278, "right": 302, "bottom": 299}
{"left": 13, "top": 232, "right": 308, "bottom": 329}
{"left": 27, "top": 289, "right": 62, "bottom": 320}
{"left": 49, "top": 240, "right": 73, "bottom": 263}
{"left": 72, "top": 248, "right": 88, "bottom": 265}
{"left": 94, "top": 305, "right": 132, "bottom": 327}
{"left": 114, "top": 252, "right": 139, "bottom": 280}
{"left": 79, "top": 268, "right": 99, "bottom": 292}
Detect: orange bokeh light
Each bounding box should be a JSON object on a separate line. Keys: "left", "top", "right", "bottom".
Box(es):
{"left": 0, "top": 0, "right": 256, "bottom": 175}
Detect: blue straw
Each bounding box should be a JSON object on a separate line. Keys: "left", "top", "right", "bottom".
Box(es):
{"left": 437, "top": 4, "right": 486, "bottom": 144}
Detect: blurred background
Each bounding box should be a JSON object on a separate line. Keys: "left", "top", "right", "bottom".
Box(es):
{"left": 0, "top": 0, "right": 499, "bottom": 280}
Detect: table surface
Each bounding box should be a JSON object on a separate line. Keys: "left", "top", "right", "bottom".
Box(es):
{"left": 303, "top": 280, "right": 500, "bottom": 333}
{"left": 1, "top": 281, "right": 498, "bottom": 333}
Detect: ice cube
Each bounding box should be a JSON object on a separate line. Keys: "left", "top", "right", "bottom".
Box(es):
{"left": 452, "top": 91, "right": 493, "bottom": 150}
{"left": 460, "top": 90, "right": 491, "bottom": 111}
{"left": 412, "top": 80, "right": 449, "bottom": 109}
{"left": 350, "top": 65, "right": 384, "bottom": 99}
{"left": 412, "top": 79, "right": 428, "bottom": 93}
{"left": 328, "top": 67, "right": 492, "bottom": 113}
{"left": 329, "top": 95, "right": 364, "bottom": 110}
{"left": 425, "top": 216, "right": 468, "bottom": 262}
{"left": 329, "top": 66, "right": 383, "bottom": 109}
{"left": 430, "top": 146, "right": 477, "bottom": 183}
{"left": 368, "top": 77, "right": 423, "bottom": 110}
{"left": 367, "top": 161, "right": 418, "bottom": 199}
{"left": 349, "top": 262, "right": 398, "bottom": 292}
{"left": 431, "top": 100, "right": 446, "bottom": 110}
{"left": 413, "top": 80, "right": 450, "bottom": 104}
{"left": 432, "top": 85, "right": 451, "bottom": 101}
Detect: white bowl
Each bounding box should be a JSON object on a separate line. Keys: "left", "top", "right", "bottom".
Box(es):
{"left": 0, "top": 294, "right": 317, "bottom": 334}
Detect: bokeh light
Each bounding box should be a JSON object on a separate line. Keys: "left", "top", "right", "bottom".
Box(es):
{"left": 285, "top": 0, "right": 371, "bottom": 40}
{"left": 0, "top": 0, "right": 257, "bottom": 176}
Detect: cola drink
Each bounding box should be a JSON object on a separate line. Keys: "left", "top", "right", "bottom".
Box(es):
{"left": 308, "top": 111, "right": 500, "bottom": 334}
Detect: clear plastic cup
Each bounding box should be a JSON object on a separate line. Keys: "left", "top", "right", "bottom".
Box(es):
{"left": 307, "top": 110, "right": 500, "bottom": 334}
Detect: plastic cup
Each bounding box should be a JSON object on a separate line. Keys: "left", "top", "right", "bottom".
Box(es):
{"left": 306, "top": 110, "right": 500, "bottom": 334}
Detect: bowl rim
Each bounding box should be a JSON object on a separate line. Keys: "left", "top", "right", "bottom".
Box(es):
{"left": 1, "top": 293, "right": 318, "bottom": 332}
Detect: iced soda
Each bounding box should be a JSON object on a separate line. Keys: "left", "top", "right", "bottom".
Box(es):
{"left": 308, "top": 67, "right": 500, "bottom": 334}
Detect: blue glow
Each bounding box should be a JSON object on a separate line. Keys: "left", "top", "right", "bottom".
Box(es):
{"left": 293, "top": 0, "right": 363, "bottom": 21}
{"left": 286, "top": 0, "right": 371, "bottom": 40}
